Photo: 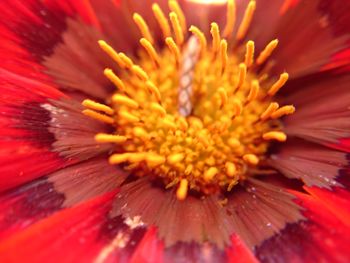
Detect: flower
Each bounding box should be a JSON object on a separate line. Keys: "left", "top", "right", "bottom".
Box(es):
{"left": 0, "top": 0, "right": 349, "bottom": 262}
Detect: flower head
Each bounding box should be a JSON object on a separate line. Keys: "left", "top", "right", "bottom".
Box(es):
{"left": 0, "top": 0, "right": 350, "bottom": 262}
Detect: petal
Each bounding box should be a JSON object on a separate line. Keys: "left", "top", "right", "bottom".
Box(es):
{"left": 269, "top": 139, "right": 347, "bottom": 188}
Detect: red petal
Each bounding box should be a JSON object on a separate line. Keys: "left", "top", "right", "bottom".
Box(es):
{"left": 0, "top": 191, "right": 117, "bottom": 263}
{"left": 304, "top": 186, "right": 350, "bottom": 228}
{"left": 226, "top": 235, "right": 259, "bottom": 263}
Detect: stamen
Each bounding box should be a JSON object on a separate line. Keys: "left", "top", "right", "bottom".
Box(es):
{"left": 204, "top": 167, "right": 218, "bottom": 181}
{"left": 243, "top": 154, "right": 259, "bottom": 165}
{"left": 98, "top": 40, "right": 125, "bottom": 68}
{"left": 217, "top": 87, "right": 228, "bottom": 108}
{"left": 169, "top": 12, "right": 184, "bottom": 45}
{"left": 236, "top": 0, "right": 256, "bottom": 41}
{"left": 112, "top": 94, "right": 139, "bottom": 109}
{"left": 189, "top": 26, "right": 207, "bottom": 53}
{"left": 140, "top": 38, "right": 160, "bottom": 66}
{"left": 271, "top": 105, "right": 295, "bottom": 119}
{"left": 244, "top": 40, "right": 255, "bottom": 67}
{"left": 109, "top": 153, "right": 130, "bottom": 164}
{"left": 118, "top": 53, "right": 134, "bottom": 69}
{"left": 237, "top": 63, "right": 247, "bottom": 88}
{"left": 268, "top": 73, "right": 289, "bottom": 96}
{"left": 146, "top": 81, "right": 162, "bottom": 102}
{"left": 232, "top": 99, "right": 243, "bottom": 116}
{"left": 152, "top": 3, "right": 171, "bottom": 38}
{"left": 257, "top": 39, "right": 279, "bottom": 65}
{"left": 260, "top": 102, "right": 279, "bottom": 121}
{"left": 263, "top": 131, "right": 287, "bottom": 142}
{"left": 225, "top": 162, "right": 236, "bottom": 177}
{"left": 247, "top": 80, "right": 259, "bottom": 102}
{"left": 150, "top": 102, "right": 167, "bottom": 117}
{"left": 146, "top": 154, "right": 166, "bottom": 167}
{"left": 220, "top": 39, "right": 228, "bottom": 73}
{"left": 82, "top": 109, "right": 115, "bottom": 124}
{"left": 133, "top": 13, "right": 154, "bottom": 44}
{"left": 119, "top": 110, "right": 140, "bottom": 123}
{"left": 95, "top": 133, "right": 128, "bottom": 143}
{"left": 168, "top": 0, "right": 187, "bottom": 33}
{"left": 104, "top": 69, "right": 126, "bottom": 92}
{"left": 168, "top": 153, "right": 185, "bottom": 165}
{"left": 176, "top": 179, "right": 189, "bottom": 200}
{"left": 210, "top": 22, "right": 221, "bottom": 53}
{"left": 82, "top": 99, "right": 114, "bottom": 115}
{"left": 165, "top": 37, "right": 181, "bottom": 63}
{"left": 223, "top": 0, "right": 236, "bottom": 37}
{"left": 131, "top": 65, "right": 149, "bottom": 81}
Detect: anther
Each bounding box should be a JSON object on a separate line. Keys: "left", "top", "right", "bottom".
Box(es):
{"left": 217, "top": 87, "right": 228, "bottom": 108}
{"left": 119, "top": 110, "right": 140, "bottom": 123}
{"left": 236, "top": 0, "right": 256, "bottom": 41}
{"left": 98, "top": 40, "right": 125, "bottom": 68}
{"left": 131, "top": 65, "right": 149, "bottom": 81}
{"left": 247, "top": 80, "right": 259, "bottom": 102}
{"left": 95, "top": 133, "right": 128, "bottom": 143}
{"left": 82, "top": 109, "right": 115, "bottom": 124}
{"left": 146, "top": 81, "right": 162, "bottom": 102}
{"left": 112, "top": 94, "right": 139, "bottom": 109}
{"left": 133, "top": 13, "right": 154, "bottom": 44}
{"left": 263, "top": 131, "right": 287, "bottom": 142}
{"left": 169, "top": 12, "right": 184, "bottom": 45}
{"left": 165, "top": 37, "right": 181, "bottom": 63}
{"left": 257, "top": 39, "right": 279, "bottom": 65}
{"left": 270, "top": 105, "right": 295, "bottom": 119}
{"left": 189, "top": 26, "right": 207, "bottom": 53}
{"left": 140, "top": 38, "right": 160, "bottom": 66}
{"left": 152, "top": 3, "right": 171, "bottom": 38}
{"left": 109, "top": 153, "right": 130, "bottom": 164}
{"left": 82, "top": 99, "right": 114, "bottom": 115}
{"left": 210, "top": 22, "right": 221, "bottom": 53}
{"left": 176, "top": 179, "right": 189, "bottom": 200}
{"left": 223, "top": 0, "right": 236, "bottom": 37}
{"left": 237, "top": 63, "right": 247, "bottom": 88}
{"left": 118, "top": 53, "right": 134, "bottom": 68}
{"left": 243, "top": 154, "right": 259, "bottom": 165}
{"left": 268, "top": 73, "right": 289, "bottom": 96}
{"left": 232, "top": 99, "right": 243, "bottom": 116}
{"left": 245, "top": 40, "right": 255, "bottom": 67}
{"left": 150, "top": 102, "right": 167, "bottom": 117}
{"left": 167, "top": 153, "right": 185, "bottom": 165}
{"left": 220, "top": 39, "right": 228, "bottom": 73}
{"left": 260, "top": 102, "right": 279, "bottom": 121}
{"left": 133, "top": 127, "right": 149, "bottom": 139}
{"left": 104, "top": 69, "right": 126, "bottom": 92}
{"left": 169, "top": 0, "right": 187, "bottom": 33}
{"left": 146, "top": 154, "right": 166, "bottom": 167}
{"left": 225, "top": 162, "right": 236, "bottom": 177}
{"left": 204, "top": 167, "right": 219, "bottom": 181}
{"left": 162, "top": 117, "right": 177, "bottom": 130}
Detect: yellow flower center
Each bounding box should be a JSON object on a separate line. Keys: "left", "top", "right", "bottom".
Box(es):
{"left": 82, "top": 0, "right": 295, "bottom": 200}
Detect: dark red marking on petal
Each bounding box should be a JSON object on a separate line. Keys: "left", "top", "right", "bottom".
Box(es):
{"left": 0, "top": 190, "right": 117, "bottom": 263}
{"left": 255, "top": 191, "right": 350, "bottom": 263}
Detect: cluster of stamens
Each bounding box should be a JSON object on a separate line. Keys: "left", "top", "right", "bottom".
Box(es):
{"left": 82, "top": 0, "right": 295, "bottom": 200}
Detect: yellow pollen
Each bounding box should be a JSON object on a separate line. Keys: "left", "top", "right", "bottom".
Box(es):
{"left": 245, "top": 40, "right": 255, "bottom": 67}
{"left": 210, "top": 22, "right": 221, "bottom": 53}
{"left": 152, "top": 3, "right": 171, "bottom": 38}
{"left": 271, "top": 105, "right": 295, "bottom": 119}
{"left": 220, "top": 39, "right": 228, "bottom": 73}
{"left": 268, "top": 73, "right": 289, "bottom": 96}
{"left": 168, "top": 0, "right": 187, "bottom": 33}
{"left": 170, "top": 12, "right": 184, "bottom": 45}
{"left": 257, "top": 39, "right": 279, "bottom": 65}
{"left": 112, "top": 94, "right": 139, "bottom": 109}
{"left": 236, "top": 0, "right": 256, "bottom": 41}
{"left": 243, "top": 154, "right": 259, "bottom": 165}
{"left": 82, "top": 99, "right": 114, "bottom": 115}
{"left": 223, "top": 0, "right": 236, "bottom": 37}
{"left": 176, "top": 179, "right": 189, "bottom": 201}
{"left": 104, "top": 69, "right": 126, "bottom": 92}
{"left": 98, "top": 40, "right": 125, "bottom": 68}
{"left": 263, "top": 131, "right": 287, "bottom": 142}
{"left": 82, "top": 109, "right": 114, "bottom": 124}
{"left": 189, "top": 26, "right": 207, "bottom": 53}
{"left": 83, "top": 1, "right": 296, "bottom": 200}
{"left": 118, "top": 53, "right": 134, "bottom": 68}
{"left": 260, "top": 102, "right": 279, "bottom": 121}
{"left": 140, "top": 38, "right": 160, "bottom": 66}
{"left": 95, "top": 133, "right": 128, "bottom": 143}
{"left": 133, "top": 13, "right": 154, "bottom": 44}
{"left": 165, "top": 37, "right": 181, "bottom": 63}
